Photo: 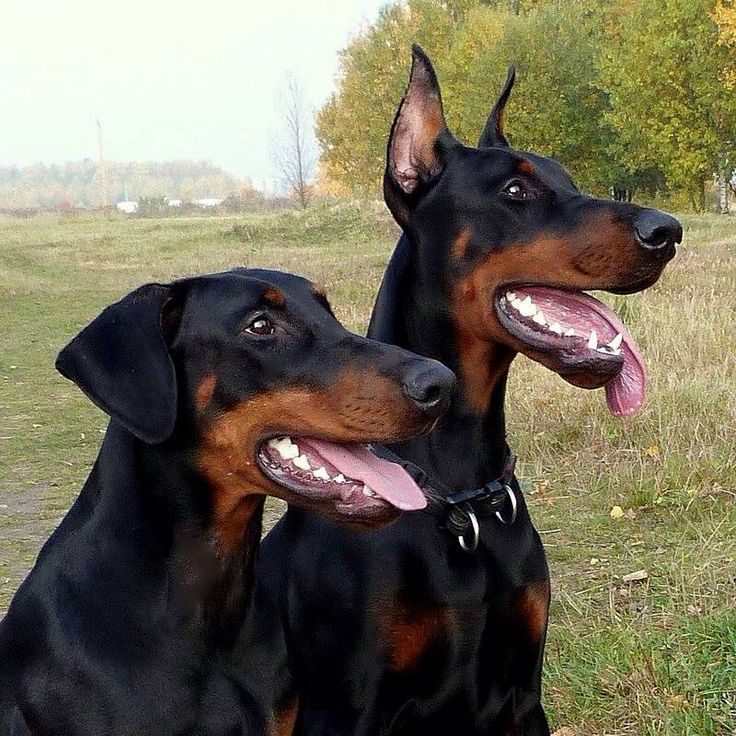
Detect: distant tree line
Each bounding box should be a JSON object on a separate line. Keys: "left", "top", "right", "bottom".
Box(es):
{"left": 317, "top": 0, "right": 736, "bottom": 211}
{"left": 0, "top": 160, "right": 238, "bottom": 209}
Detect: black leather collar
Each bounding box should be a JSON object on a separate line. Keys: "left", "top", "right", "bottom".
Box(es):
{"left": 370, "top": 445, "right": 519, "bottom": 552}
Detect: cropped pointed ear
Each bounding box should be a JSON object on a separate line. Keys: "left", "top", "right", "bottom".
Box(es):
{"left": 56, "top": 283, "right": 182, "bottom": 444}
{"left": 384, "top": 44, "right": 458, "bottom": 229}
{"left": 478, "top": 65, "right": 515, "bottom": 149}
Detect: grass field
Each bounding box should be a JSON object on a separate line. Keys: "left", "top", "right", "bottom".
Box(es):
{"left": 1, "top": 205, "right": 734, "bottom": 735}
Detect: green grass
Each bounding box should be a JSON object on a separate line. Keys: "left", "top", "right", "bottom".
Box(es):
{"left": 1, "top": 205, "right": 734, "bottom": 735}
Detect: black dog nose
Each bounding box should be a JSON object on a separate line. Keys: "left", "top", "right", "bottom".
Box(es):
{"left": 401, "top": 360, "right": 456, "bottom": 417}
{"left": 634, "top": 209, "right": 683, "bottom": 251}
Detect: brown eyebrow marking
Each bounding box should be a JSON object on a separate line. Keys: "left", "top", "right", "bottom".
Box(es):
{"left": 517, "top": 159, "right": 536, "bottom": 176}
{"left": 263, "top": 287, "right": 286, "bottom": 307}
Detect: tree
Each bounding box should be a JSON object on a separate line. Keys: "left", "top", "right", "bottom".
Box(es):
{"left": 271, "top": 75, "right": 318, "bottom": 208}
{"left": 316, "top": 0, "right": 735, "bottom": 208}
{"left": 316, "top": 0, "right": 463, "bottom": 195}
{"left": 713, "top": 0, "right": 736, "bottom": 89}
{"left": 600, "top": 0, "right": 736, "bottom": 211}
{"left": 439, "top": 0, "right": 615, "bottom": 193}
{"left": 0, "top": 160, "right": 238, "bottom": 209}
{"left": 318, "top": 0, "right": 615, "bottom": 196}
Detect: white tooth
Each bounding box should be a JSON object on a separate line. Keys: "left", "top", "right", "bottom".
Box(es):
{"left": 519, "top": 296, "right": 537, "bottom": 317}
{"left": 333, "top": 473, "right": 346, "bottom": 484}
{"left": 608, "top": 332, "right": 623, "bottom": 350}
{"left": 270, "top": 437, "right": 299, "bottom": 460}
{"left": 587, "top": 330, "right": 598, "bottom": 350}
{"left": 512, "top": 298, "right": 523, "bottom": 310}
{"left": 314, "top": 466, "right": 330, "bottom": 480}
{"left": 550, "top": 322, "right": 563, "bottom": 335}
{"left": 293, "top": 454, "right": 311, "bottom": 471}
{"left": 532, "top": 311, "right": 547, "bottom": 325}
{"left": 362, "top": 484, "right": 376, "bottom": 497}
{"left": 506, "top": 291, "right": 516, "bottom": 302}
{"left": 565, "top": 328, "right": 576, "bottom": 337}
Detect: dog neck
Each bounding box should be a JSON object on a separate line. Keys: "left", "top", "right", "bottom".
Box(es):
{"left": 87, "top": 422, "right": 265, "bottom": 646}
{"left": 386, "top": 236, "right": 515, "bottom": 492}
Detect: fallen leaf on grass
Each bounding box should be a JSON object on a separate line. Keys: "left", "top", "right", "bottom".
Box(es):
{"left": 622, "top": 569, "right": 648, "bottom": 583}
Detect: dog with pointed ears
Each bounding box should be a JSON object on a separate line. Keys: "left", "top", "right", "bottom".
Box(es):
{"left": 253, "top": 46, "right": 680, "bottom": 736}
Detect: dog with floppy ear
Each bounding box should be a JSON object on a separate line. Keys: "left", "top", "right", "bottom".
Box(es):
{"left": 0, "top": 267, "right": 455, "bottom": 736}
{"left": 56, "top": 283, "right": 179, "bottom": 444}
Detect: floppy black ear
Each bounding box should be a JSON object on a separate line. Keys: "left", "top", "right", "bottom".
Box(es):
{"left": 56, "top": 283, "right": 180, "bottom": 444}
{"left": 477, "top": 65, "right": 515, "bottom": 149}
{"left": 384, "top": 44, "right": 459, "bottom": 230}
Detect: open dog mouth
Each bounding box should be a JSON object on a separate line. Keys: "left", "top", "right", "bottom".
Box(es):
{"left": 495, "top": 285, "right": 646, "bottom": 417}
{"left": 257, "top": 436, "right": 427, "bottom": 518}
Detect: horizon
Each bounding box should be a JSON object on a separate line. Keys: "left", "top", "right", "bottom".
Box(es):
{"left": 2, "top": 0, "right": 389, "bottom": 188}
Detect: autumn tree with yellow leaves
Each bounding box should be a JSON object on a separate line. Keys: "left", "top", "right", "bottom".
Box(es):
{"left": 317, "top": 0, "right": 736, "bottom": 211}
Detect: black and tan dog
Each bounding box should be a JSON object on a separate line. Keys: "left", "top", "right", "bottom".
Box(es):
{"left": 0, "top": 268, "right": 455, "bottom": 735}
{"left": 256, "top": 47, "right": 681, "bottom": 735}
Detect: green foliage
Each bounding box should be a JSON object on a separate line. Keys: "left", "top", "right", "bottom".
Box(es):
{"left": 601, "top": 0, "right": 736, "bottom": 208}
{"left": 713, "top": 0, "right": 736, "bottom": 87}
{"left": 318, "top": 0, "right": 736, "bottom": 209}
{"left": 316, "top": 0, "right": 462, "bottom": 192}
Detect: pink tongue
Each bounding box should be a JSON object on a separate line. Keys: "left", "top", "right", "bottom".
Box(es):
{"left": 604, "top": 345, "right": 646, "bottom": 417}
{"left": 582, "top": 296, "right": 647, "bottom": 418}
{"left": 301, "top": 439, "right": 427, "bottom": 511}
{"left": 522, "top": 287, "right": 647, "bottom": 417}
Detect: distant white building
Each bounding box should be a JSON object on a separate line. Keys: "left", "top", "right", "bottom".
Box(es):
{"left": 167, "top": 199, "right": 182, "bottom": 208}
{"left": 193, "top": 198, "right": 223, "bottom": 208}
{"left": 116, "top": 201, "right": 138, "bottom": 214}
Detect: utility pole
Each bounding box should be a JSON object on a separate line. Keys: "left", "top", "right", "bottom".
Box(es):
{"left": 96, "top": 118, "right": 108, "bottom": 207}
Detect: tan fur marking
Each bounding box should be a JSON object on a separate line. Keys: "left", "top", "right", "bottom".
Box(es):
{"left": 195, "top": 374, "right": 217, "bottom": 411}
{"left": 516, "top": 580, "right": 550, "bottom": 645}
{"left": 517, "top": 159, "right": 536, "bottom": 176}
{"left": 450, "top": 212, "right": 651, "bottom": 411}
{"left": 271, "top": 696, "right": 299, "bottom": 736}
{"left": 198, "top": 370, "right": 428, "bottom": 553}
{"left": 452, "top": 228, "right": 472, "bottom": 260}
{"left": 263, "top": 287, "right": 286, "bottom": 307}
{"left": 455, "top": 329, "right": 514, "bottom": 414}
{"left": 384, "top": 601, "right": 447, "bottom": 672}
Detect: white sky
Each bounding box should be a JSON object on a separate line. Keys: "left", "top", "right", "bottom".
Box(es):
{"left": 1, "top": 0, "right": 388, "bottom": 185}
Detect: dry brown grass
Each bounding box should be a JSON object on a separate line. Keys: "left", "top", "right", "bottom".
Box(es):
{"left": 0, "top": 205, "right": 734, "bottom": 734}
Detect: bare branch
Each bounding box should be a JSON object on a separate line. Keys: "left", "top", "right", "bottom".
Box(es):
{"left": 271, "top": 74, "right": 318, "bottom": 208}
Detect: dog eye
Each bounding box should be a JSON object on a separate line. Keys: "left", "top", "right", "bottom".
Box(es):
{"left": 244, "top": 316, "right": 276, "bottom": 336}
{"left": 502, "top": 180, "right": 529, "bottom": 200}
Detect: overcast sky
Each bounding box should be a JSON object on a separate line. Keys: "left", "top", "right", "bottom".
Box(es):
{"left": 1, "top": 0, "right": 388, "bottom": 186}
